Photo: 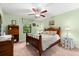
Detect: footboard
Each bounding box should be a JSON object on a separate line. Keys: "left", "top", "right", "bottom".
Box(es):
{"left": 26, "top": 33, "right": 43, "bottom": 55}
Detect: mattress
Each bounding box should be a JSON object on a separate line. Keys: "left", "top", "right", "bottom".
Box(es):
{"left": 41, "top": 34, "right": 60, "bottom": 50}
{"left": 28, "top": 33, "right": 60, "bottom": 50}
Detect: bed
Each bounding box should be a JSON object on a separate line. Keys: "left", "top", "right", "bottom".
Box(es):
{"left": 26, "top": 27, "right": 61, "bottom": 56}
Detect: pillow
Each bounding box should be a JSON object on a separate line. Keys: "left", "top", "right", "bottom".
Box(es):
{"left": 47, "top": 31, "right": 57, "bottom": 35}
{"left": 42, "top": 31, "right": 57, "bottom": 35}
{"left": 42, "top": 31, "right": 47, "bottom": 34}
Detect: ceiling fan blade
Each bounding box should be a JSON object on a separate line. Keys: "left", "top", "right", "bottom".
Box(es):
{"left": 27, "top": 12, "right": 36, "bottom": 16}
{"left": 41, "top": 10, "right": 47, "bottom": 13}
{"left": 40, "top": 15, "right": 45, "bottom": 17}
{"left": 32, "top": 8, "right": 36, "bottom": 12}
{"left": 28, "top": 13, "right": 35, "bottom": 15}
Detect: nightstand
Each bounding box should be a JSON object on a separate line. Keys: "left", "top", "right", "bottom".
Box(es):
{"left": 61, "top": 37, "right": 75, "bottom": 49}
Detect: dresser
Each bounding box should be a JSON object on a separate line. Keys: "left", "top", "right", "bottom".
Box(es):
{"left": 8, "top": 25, "right": 19, "bottom": 43}
{"left": 0, "top": 40, "right": 13, "bottom": 56}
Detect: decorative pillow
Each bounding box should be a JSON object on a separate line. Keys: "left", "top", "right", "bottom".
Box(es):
{"left": 50, "top": 31, "right": 57, "bottom": 35}
{"left": 42, "top": 31, "right": 48, "bottom": 34}
{"left": 47, "top": 31, "right": 57, "bottom": 35}
{"left": 42, "top": 31, "right": 57, "bottom": 35}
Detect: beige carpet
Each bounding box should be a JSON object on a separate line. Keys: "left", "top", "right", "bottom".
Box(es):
{"left": 14, "top": 42, "right": 79, "bottom": 56}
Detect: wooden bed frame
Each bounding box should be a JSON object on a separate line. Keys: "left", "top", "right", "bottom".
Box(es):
{"left": 26, "top": 27, "right": 61, "bottom": 56}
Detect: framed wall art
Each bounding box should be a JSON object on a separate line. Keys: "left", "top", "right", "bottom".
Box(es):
{"left": 49, "top": 20, "right": 55, "bottom": 25}
{"left": 11, "top": 20, "right": 16, "bottom": 25}
{"left": 23, "top": 24, "right": 31, "bottom": 33}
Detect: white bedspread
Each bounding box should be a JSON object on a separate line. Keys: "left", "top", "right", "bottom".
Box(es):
{"left": 28, "top": 33, "right": 60, "bottom": 50}
{"left": 41, "top": 34, "right": 60, "bottom": 50}
{"left": 0, "top": 35, "right": 12, "bottom": 41}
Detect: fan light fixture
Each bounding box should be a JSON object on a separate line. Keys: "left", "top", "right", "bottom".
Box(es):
{"left": 28, "top": 7, "right": 47, "bottom": 18}
{"left": 35, "top": 14, "right": 40, "bottom": 17}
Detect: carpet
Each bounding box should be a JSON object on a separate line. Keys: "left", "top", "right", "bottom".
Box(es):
{"left": 14, "top": 42, "right": 79, "bottom": 56}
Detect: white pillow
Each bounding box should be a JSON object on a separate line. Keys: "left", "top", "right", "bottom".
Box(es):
{"left": 42, "top": 31, "right": 48, "bottom": 34}
{"left": 42, "top": 31, "right": 57, "bottom": 35}
{"left": 50, "top": 31, "right": 57, "bottom": 35}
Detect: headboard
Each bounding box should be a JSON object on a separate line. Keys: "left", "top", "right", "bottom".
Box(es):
{"left": 44, "top": 27, "right": 61, "bottom": 36}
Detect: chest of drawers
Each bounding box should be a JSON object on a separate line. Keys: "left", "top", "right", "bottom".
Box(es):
{"left": 0, "top": 40, "right": 13, "bottom": 56}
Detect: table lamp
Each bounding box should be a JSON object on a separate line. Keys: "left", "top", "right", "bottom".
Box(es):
{"left": 65, "top": 27, "right": 71, "bottom": 38}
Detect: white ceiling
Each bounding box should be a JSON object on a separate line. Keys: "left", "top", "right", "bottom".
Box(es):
{"left": 0, "top": 3, "right": 79, "bottom": 17}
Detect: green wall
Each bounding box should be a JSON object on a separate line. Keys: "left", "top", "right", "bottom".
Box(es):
{"left": 2, "top": 13, "right": 33, "bottom": 41}
{"left": 1, "top": 12, "right": 41, "bottom": 41}
{"left": 51, "top": 9, "right": 79, "bottom": 48}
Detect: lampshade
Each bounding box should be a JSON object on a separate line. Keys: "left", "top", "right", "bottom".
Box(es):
{"left": 65, "top": 27, "right": 71, "bottom": 31}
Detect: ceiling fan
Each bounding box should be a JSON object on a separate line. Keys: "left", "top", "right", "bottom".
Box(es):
{"left": 28, "top": 7, "right": 47, "bottom": 18}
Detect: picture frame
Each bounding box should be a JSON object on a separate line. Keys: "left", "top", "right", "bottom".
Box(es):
{"left": 49, "top": 20, "right": 54, "bottom": 25}
{"left": 11, "top": 20, "right": 16, "bottom": 25}
{"left": 23, "top": 25, "right": 31, "bottom": 33}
